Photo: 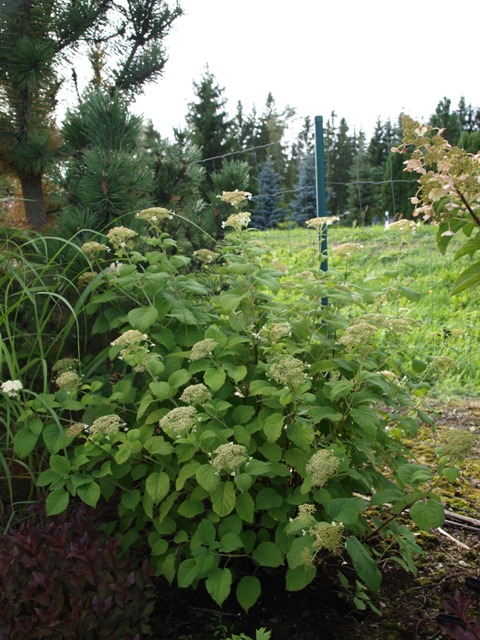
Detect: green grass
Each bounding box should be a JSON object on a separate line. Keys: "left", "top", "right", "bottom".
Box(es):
{"left": 253, "top": 223, "right": 480, "bottom": 398}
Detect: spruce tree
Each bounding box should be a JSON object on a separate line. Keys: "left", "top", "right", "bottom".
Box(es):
{"left": 251, "top": 158, "right": 284, "bottom": 230}
{"left": 290, "top": 153, "right": 316, "bottom": 225}
{"left": 327, "top": 117, "right": 354, "bottom": 216}
{"left": 185, "top": 68, "right": 235, "bottom": 193}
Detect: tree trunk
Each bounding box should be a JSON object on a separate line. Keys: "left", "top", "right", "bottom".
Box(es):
{"left": 20, "top": 173, "right": 46, "bottom": 230}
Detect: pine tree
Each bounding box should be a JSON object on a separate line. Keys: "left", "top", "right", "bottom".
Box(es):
{"left": 327, "top": 117, "right": 354, "bottom": 216}
{"left": 345, "top": 129, "right": 380, "bottom": 224}
{"left": 430, "top": 97, "right": 460, "bottom": 146}
{"left": 290, "top": 153, "right": 316, "bottom": 225}
{"left": 0, "top": 0, "right": 182, "bottom": 229}
{"left": 251, "top": 158, "right": 284, "bottom": 229}
{"left": 55, "top": 90, "right": 152, "bottom": 231}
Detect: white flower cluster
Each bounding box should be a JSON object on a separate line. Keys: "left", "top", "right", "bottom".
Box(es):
{"left": 189, "top": 339, "right": 218, "bottom": 361}
{"left": 1, "top": 379, "right": 23, "bottom": 397}
{"left": 217, "top": 190, "right": 252, "bottom": 207}
{"left": 268, "top": 357, "right": 307, "bottom": 387}
{"left": 106, "top": 226, "right": 138, "bottom": 251}
{"left": 211, "top": 443, "right": 248, "bottom": 473}
{"left": 221, "top": 212, "right": 251, "bottom": 231}
{"left": 306, "top": 449, "right": 340, "bottom": 487}
{"left": 135, "top": 207, "right": 174, "bottom": 224}
{"left": 159, "top": 406, "right": 198, "bottom": 438}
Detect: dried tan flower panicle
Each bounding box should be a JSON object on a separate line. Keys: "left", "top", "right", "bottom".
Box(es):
{"left": 106, "top": 226, "right": 138, "bottom": 251}
{"left": 189, "top": 339, "right": 218, "bottom": 361}
{"left": 159, "top": 406, "right": 197, "bottom": 438}
{"left": 66, "top": 422, "right": 86, "bottom": 437}
{"left": 135, "top": 207, "right": 174, "bottom": 224}
{"left": 81, "top": 241, "right": 109, "bottom": 259}
{"left": 431, "top": 356, "right": 456, "bottom": 372}
{"left": 268, "top": 357, "right": 307, "bottom": 387}
{"left": 180, "top": 384, "right": 213, "bottom": 405}
{"left": 217, "top": 190, "right": 252, "bottom": 207}
{"left": 305, "top": 216, "right": 340, "bottom": 230}
{"left": 87, "top": 414, "right": 126, "bottom": 437}
{"left": 211, "top": 443, "right": 248, "bottom": 472}
{"left": 306, "top": 449, "right": 340, "bottom": 487}
{"left": 222, "top": 212, "right": 251, "bottom": 231}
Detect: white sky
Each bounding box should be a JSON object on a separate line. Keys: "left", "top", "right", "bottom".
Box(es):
{"left": 130, "top": 0, "right": 480, "bottom": 142}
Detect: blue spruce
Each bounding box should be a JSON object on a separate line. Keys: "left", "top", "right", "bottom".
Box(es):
{"left": 290, "top": 153, "right": 316, "bottom": 225}
{"left": 251, "top": 158, "right": 284, "bottom": 229}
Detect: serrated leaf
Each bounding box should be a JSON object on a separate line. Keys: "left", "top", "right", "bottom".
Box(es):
{"left": 204, "top": 367, "right": 226, "bottom": 392}
{"left": 252, "top": 541, "right": 284, "bottom": 567}
{"left": 262, "top": 412, "right": 284, "bottom": 443}
{"left": 145, "top": 471, "right": 170, "bottom": 504}
{"left": 196, "top": 463, "right": 220, "bottom": 492}
{"left": 236, "top": 575, "right": 261, "bottom": 612}
{"left": 410, "top": 498, "right": 445, "bottom": 531}
{"left": 219, "top": 532, "right": 243, "bottom": 552}
{"left": 43, "top": 423, "right": 68, "bottom": 454}
{"left": 287, "top": 536, "right": 314, "bottom": 569}
{"left": 197, "top": 520, "right": 216, "bottom": 546}
{"left": 206, "top": 567, "right": 232, "bottom": 605}
{"left": 346, "top": 536, "right": 382, "bottom": 591}
{"left": 285, "top": 565, "right": 316, "bottom": 591}
{"left": 46, "top": 489, "right": 69, "bottom": 516}
{"left": 327, "top": 497, "right": 368, "bottom": 525}
{"left": 211, "top": 481, "right": 236, "bottom": 516}
{"left": 13, "top": 427, "right": 39, "bottom": 459}
{"left": 235, "top": 490, "right": 255, "bottom": 523}
{"left": 149, "top": 381, "right": 171, "bottom": 401}
{"left": 127, "top": 306, "right": 159, "bottom": 332}
{"left": 77, "top": 481, "right": 101, "bottom": 507}
{"left": 177, "top": 558, "right": 198, "bottom": 588}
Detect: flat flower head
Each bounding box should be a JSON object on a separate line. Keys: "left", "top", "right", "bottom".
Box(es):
{"left": 159, "top": 406, "right": 197, "bottom": 438}
{"left": 136, "top": 207, "right": 174, "bottom": 224}
{"left": 81, "top": 241, "right": 109, "bottom": 259}
{"left": 388, "top": 219, "right": 417, "bottom": 232}
{"left": 1, "top": 379, "right": 23, "bottom": 397}
{"left": 111, "top": 329, "right": 150, "bottom": 348}
{"left": 268, "top": 357, "right": 306, "bottom": 387}
{"left": 107, "top": 226, "right": 138, "bottom": 251}
{"left": 306, "top": 449, "right": 340, "bottom": 487}
{"left": 211, "top": 443, "right": 248, "bottom": 472}
{"left": 180, "top": 384, "right": 212, "bottom": 405}
{"left": 189, "top": 339, "right": 218, "bottom": 361}
{"left": 55, "top": 370, "right": 82, "bottom": 391}
{"left": 305, "top": 216, "right": 339, "bottom": 230}
{"left": 217, "top": 190, "right": 252, "bottom": 208}
{"left": 88, "top": 414, "right": 126, "bottom": 437}
{"left": 221, "top": 212, "right": 251, "bottom": 231}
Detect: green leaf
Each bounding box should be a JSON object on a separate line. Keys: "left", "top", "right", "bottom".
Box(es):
{"left": 287, "top": 536, "right": 314, "bottom": 569}
{"left": 350, "top": 406, "right": 379, "bottom": 431}
{"left": 205, "top": 568, "right": 232, "bottom": 606}
{"left": 396, "top": 285, "right": 421, "bottom": 302}
{"left": 149, "top": 381, "right": 171, "bottom": 401}
{"left": 77, "top": 481, "right": 101, "bottom": 507}
{"left": 325, "top": 379, "right": 354, "bottom": 402}
{"left": 451, "top": 261, "right": 480, "bottom": 295}
{"left": 127, "top": 306, "right": 159, "bottom": 332}
{"left": 252, "top": 541, "right": 284, "bottom": 568}
{"left": 196, "top": 463, "right": 220, "bottom": 492}
{"left": 177, "top": 499, "right": 205, "bottom": 518}
{"left": 177, "top": 558, "right": 198, "bottom": 588}
{"left": 262, "top": 412, "right": 284, "bottom": 443}
{"left": 204, "top": 367, "right": 226, "bottom": 392}
{"left": 235, "top": 490, "right": 255, "bottom": 523}
{"left": 236, "top": 575, "right": 261, "bottom": 612}
{"left": 145, "top": 471, "right": 170, "bottom": 504}
{"left": 219, "top": 532, "right": 243, "bottom": 552}
{"left": 211, "top": 481, "right": 236, "bottom": 516}
{"left": 50, "top": 455, "right": 71, "bottom": 476}
{"left": 346, "top": 536, "right": 382, "bottom": 592}
{"left": 43, "top": 423, "right": 68, "bottom": 454}
{"left": 327, "top": 498, "right": 368, "bottom": 525}
{"left": 168, "top": 369, "right": 192, "bottom": 389}
{"left": 454, "top": 237, "right": 480, "bottom": 260}
{"left": 285, "top": 565, "right": 316, "bottom": 591}
{"left": 410, "top": 498, "right": 445, "bottom": 531}
{"left": 197, "top": 519, "right": 216, "bottom": 546}
{"left": 46, "top": 489, "right": 69, "bottom": 516}
{"left": 13, "top": 427, "right": 39, "bottom": 458}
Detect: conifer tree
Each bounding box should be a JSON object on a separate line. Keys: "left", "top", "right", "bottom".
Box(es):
{"left": 0, "top": 0, "right": 182, "bottom": 229}
{"left": 290, "top": 153, "right": 316, "bottom": 225}
{"left": 185, "top": 68, "right": 235, "bottom": 193}
{"left": 251, "top": 158, "right": 284, "bottom": 229}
